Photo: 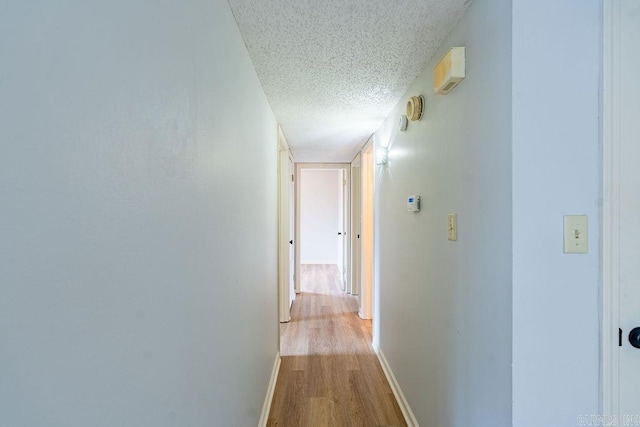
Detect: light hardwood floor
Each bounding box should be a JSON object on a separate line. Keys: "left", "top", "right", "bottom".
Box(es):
{"left": 267, "top": 264, "right": 407, "bottom": 427}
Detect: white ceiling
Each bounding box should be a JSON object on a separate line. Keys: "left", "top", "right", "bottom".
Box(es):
{"left": 227, "top": 0, "right": 472, "bottom": 162}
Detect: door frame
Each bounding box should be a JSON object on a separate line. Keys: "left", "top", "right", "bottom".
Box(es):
{"left": 602, "top": 0, "right": 620, "bottom": 416}
{"left": 359, "top": 139, "right": 374, "bottom": 321}
{"left": 295, "top": 163, "right": 351, "bottom": 294}
{"left": 277, "top": 127, "right": 294, "bottom": 323}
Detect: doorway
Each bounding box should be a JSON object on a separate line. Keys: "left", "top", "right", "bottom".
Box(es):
{"left": 603, "top": 0, "right": 640, "bottom": 419}
{"left": 295, "top": 164, "right": 350, "bottom": 294}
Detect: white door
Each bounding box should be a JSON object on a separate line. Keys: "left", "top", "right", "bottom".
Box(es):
{"left": 350, "top": 156, "right": 361, "bottom": 295}
{"left": 616, "top": 1, "right": 640, "bottom": 419}
{"left": 342, "top": 170, "right": 348, "bottom": 289}
{"left": 605, "top": 1, "right": 640, "bottom": 420}
{"left": 337, "top": 169, "right": 345, "bottom": 290}
{"left": 289, "top": 157, "right": 295, "bottom": 301}
{"left": 336, "top": 169, "right": 349, "bottom": 291}
{"left": 278, "top": 149, "right": 292, "bottom": 323}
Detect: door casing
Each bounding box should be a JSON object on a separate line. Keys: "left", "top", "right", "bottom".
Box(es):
{"left": 359, "top": 140, "right": 374, "bottom": 321}
{"left": 602, "top": 0, "right": 640, "bottom": 416}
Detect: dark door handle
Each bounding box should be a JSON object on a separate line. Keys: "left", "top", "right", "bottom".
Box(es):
{"left": 620, "top": 328, "right": 623, "bottom": 347}
{"left": 338, "top": 232, "right": 342, "bottom": 235}
{"left": 289, "top": 240, "right": 293, "bottom": 245}
{"left": 629, "top": 327, "right": 640, "bottom": 348}
{"left": 357, "top": 234, "right": 360, "bottom": 238}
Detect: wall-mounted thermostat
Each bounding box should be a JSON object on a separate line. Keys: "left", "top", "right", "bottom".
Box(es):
{"left": 407, "top": 195, "right": 420, "bottom": 212}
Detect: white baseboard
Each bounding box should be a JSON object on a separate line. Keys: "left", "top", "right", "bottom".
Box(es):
{"left": 376, "top": 348, "right": 419, "bottom": 427}
{"left": 300, "top": 261, "right": 338, "bottom": 265}
{"left": 258, "top": 352, "right": 281, "bottom": 427}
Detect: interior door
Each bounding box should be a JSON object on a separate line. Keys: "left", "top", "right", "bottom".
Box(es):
{"left": 288, "top": 157, "right": 295, "bottom": 301}
{"left": 342, "top": 169, "right": 348, "bottom": 289}
{"left": 617, "top": 0, "right": 640, "bottom": 418}
{"left": 278, "top": 147, "right": 292, "bottom": 323}
{"left": 350, "top": 156, "right": 361, "bottom": 295}
{"left": 337, "top": 169, "right": 345, "bottom": 290}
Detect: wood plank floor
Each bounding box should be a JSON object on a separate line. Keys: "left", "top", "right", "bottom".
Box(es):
{"left": 267, "top": 264, "right": 407, "bottom": 427}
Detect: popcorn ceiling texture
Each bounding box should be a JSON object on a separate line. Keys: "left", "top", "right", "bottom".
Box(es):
{"left": 227, "top": 0, "right": 472, "bottom": 162}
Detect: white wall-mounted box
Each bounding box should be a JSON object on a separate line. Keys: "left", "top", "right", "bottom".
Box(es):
{"left": 433, "top": 46, "right": 466, "bottom": 95}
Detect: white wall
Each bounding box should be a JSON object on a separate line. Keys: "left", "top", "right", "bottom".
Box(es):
{"left": 374, "top": 0, "right": 512, "bottom": 425}
{"left": 512, "top": 1, "right": 601, "bottom": 425}
{"left": 300, "top": 169, "right": 341, "bottom": 264}
{"left": 0, "top": 1, "right": 278, "bottom": 426}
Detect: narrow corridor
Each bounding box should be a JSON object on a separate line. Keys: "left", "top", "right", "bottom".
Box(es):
{"left": 267, "top": 265, "right": 406, "bottom": 426}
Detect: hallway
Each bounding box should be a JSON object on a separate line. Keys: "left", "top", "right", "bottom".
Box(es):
{"left": 0, "top": 1, "right": 606, "bottom": 425}
{"left": 267, "top": 265, "right": 406, "bottom": 426}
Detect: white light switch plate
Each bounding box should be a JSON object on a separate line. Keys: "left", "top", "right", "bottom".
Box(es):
{"left": 564, "top": 215, "right": 588, "bottom": 254}
{"left": 447, "top": 214, "right": 457, "bottom": 241}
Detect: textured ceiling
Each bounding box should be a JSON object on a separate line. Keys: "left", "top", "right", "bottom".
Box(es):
{"left": 227, "top": 0, "right": 472, "bottom": 162}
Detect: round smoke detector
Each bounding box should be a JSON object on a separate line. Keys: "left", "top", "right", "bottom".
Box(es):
{"left": 406, "top": 95, "right": 425, "bottom": 121}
